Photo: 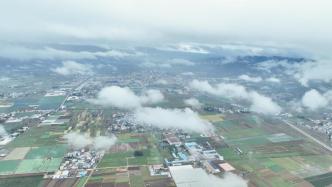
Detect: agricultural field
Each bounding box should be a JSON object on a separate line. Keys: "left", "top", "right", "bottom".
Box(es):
{"left": 0, "top": 125, "right": 68, "bottom": 175}
{"left": 98, "top": 148, "right": 163, "bottom": 168}
{"left": 215, "top": 113, "right": 332, "bottom": 187}
{"left": 201, "top": 114, "right": 224, "bottom": 122}
{"left": 0, "top": 175, "right": 45, "bottom": 187}
{"left": 5, "top": 125, "right": 67, "bottom": 148}
{"left": 305, "top": 172, "right": 332, "bottom": 187}
{"left": 0, "top": 145, "right": 66, "bottom": 175}
{"left": 85, "top": 166, "right": 175, "bottom": 187}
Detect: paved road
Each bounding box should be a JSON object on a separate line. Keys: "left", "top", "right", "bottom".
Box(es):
{"left": 56, "top": 77, "right": 90, "bottom": 112}
{"left": 283, "top": 120, "right": 332, "bottom": 152}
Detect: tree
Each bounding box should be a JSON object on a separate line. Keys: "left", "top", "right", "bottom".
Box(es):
{"left": 134, "top": 150, "right": 143, "bottom": 157}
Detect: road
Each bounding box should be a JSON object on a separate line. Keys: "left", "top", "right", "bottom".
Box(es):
{"left": 56, "top": 77, "right": 90, "bottom": 112}
{"left": 283, "top": 120, "right": 332, "bottom": 152}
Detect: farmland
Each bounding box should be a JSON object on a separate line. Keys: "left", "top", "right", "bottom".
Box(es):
{"left": 215, "top": 113, "right": 332, "bottom": 187}
{"left": 85, "top": 166, "right": 175, "bottom": 187}
{"left": 0, "top": 124, "right": 68, "bottom": 175}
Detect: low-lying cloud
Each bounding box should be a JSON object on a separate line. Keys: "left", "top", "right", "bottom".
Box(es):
{"left": 184, "top": 98, "right": 202, "bottom": 109}
{"left": 257, "top": 60, "right": 332, "bottom": 87}
{"left": 266, "top": 77, "right": 281, "bottom": 83}
{"left": 155, "top": 79, "right": 168, "bottom": 85}
{"left": 239, "top": 74, "right": 280, "bottom": 83}
{"left": 64, "top": 132, "right": 117, "bottom": 151}
{"left": 190, "top": 80, "right": 281, "bottom": 115}
{"left": 167, "top": 58, "right": 195, "bottom": 66}
{"left": 93, "top": 136, "right": 118, "bottom": 151}
{"left": 133, "top": 107, "right": 214, "bottom": 134}
{"left": 91, "top": 86, "right": 212, "bottom": 133}
{"left": 238, "top": 74, "right": 262, "bottom": 83}
{"left": 141, "top": 58, "right": 195, "bottom": 68}
{"left": 0, "top": 125, "right": 8, "bottom": 138}
{"left": 0, "top": 45, "right": 138, "bottom": 61}
{"left": 52, "top": 60, "right": 92, "bottom": 76}
{"left": 301, "top": 89, "right": 332, "bottom": 110}
{"left": 295, "top": 60, "right": 332, "bottom": 87}
{"left": 89, "top": 86, "right": 164, "bottom": 109}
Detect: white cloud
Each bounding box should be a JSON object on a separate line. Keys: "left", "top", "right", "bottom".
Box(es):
{"left": 266, "top": 77, "right": 280, "bottom": 83}
{"left": 167, "top": 58, "right": 195, "bottom": 66}
{"left": 190, "top": 80, "right": 250, "bottom": 99}
{"left": 64, "top": 132, "right": 117, "bottom": 151}
{"left": 91, "top": 87, "right": 212, "bottom": 133}
{"left": 256, "top": 60, "right": 332, "bottom": 86}
{"left": 294, "top": 60, "right": 332, "bottom": 87}
{"left": 140, "top": 89, "right": 165, "bottom": 105}
{"left": 133, "top": 107, "right": 214, "bottom": 133}
{"left": 141, "top": 58, "right": 194, "bottom": 69}
{"left": 0, "top": 125, "right": 8, "bottom": 138}
{"left": 239, "top": 74, "right": 280, "bottom": 84}
{"left": 301, "top": 89, "right": 329, "bottom": 110}
{"left": 141, "top": 61, "right": 171, "bottom": 68}
{"left": 184, "top": 98, "right": 202, "bottom": 109}
{"left": 256, "top": 60, "right": 295, "bottom": 73}
{"left": 52, "top": 60, "right": 92, "bottom": 75}
{"left": 181, "top": 72, "right": 195, "bottom": 76}
{"left": 160, "top": 43, "right": 209, "bottom": 54}
{"left": 0, "top": 77, "right": 10, "bottom": 82}
{"left": 1, "top": 0, "right": 331, "bottom": 57}
{"left": 190, "top": 80, "right": 281, "bottom": 115}
{"left": 93, "top": 136, "right": 117, "bottom": 151}
{"left": 155, "top": 79, "right": 168, "bottom": 85}
{"left": 90, "top": 86, "right": 164, "bottom": 109}
{"left": 238, "top": 74, "right": 263, "bottom": 83}
{"left": 64, "top": 132, "right": 92, "bottom": 149}
{"left": 249, "top": 92, "right": 281, "bottom": 114}
{"left": 0, "top": 45, "right": 137, "bottom": 61}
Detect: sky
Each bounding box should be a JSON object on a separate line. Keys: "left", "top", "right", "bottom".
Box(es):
{"left": 0, "top": 0, "right": 331, "bottom": 58}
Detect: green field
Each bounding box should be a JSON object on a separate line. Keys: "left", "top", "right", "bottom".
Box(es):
{"left": 215, "top": 114, "right": 332, "bottom": 187}
{"left": 15, "top": 158, "right": 62, "bottom": 174}
{"left": 86, "top": 166, "right": 174, "bottom": 187}
{"left": 2, "top": 126, "right": 67, "bottom": 174}
{"left": 130, "top": 175, "right": 145, "bottom": 187}
{"left": 306, "top": 172, "right": 332, "bottom": 187}
{"left": 25, "top": 145, "right": 67, "bottom": 159}
{"left": 129, "top": 148, "right": 163, "bottom": 165}
{"left": 5, "top": 125, "right": 66, "bottom": 148}
{"left": 98, "top": 147, "right": 163, "bottom": 168}
{"left": 117, "top": 133, "right": 145, "bottom": 143}
{"left": 98, "top": 151, "right": 133, "bottom": 167}
{"left": 0, "top": 176, "right": 45, "bottom": 187}
{"left": 0, "top": 160, "right": 21, "bottom": 174}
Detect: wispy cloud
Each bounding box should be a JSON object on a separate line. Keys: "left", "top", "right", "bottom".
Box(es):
{"left": 89, "top": 86, "right": 164, "bottom": 109}
{"left": 52, "top": 61, "right": 92, "bottom": 76}
{"left": 0, "top": 45, "right": 139, "bottom": 61}
{"left": 190, "top": 80, "right": 281, "bottom": 115}
{"left": 1, "top": 0, "right": 331, "bottom": 57}
{"left": 64, "top": 132, "right": 117, "bottom": 151}
{"left": 301, "top": 89, "right": 332, "bottom": 110}
{"left": 184, "top": 98, "right": 202, "bottom": 109}
{"left": 133, "top": 107, "right": 214, "bottom": 133}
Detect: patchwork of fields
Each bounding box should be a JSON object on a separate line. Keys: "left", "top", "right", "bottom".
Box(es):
{"left": 0, "top": 125, "right": 67, "bottom": 175}
{"left": 85, "top": 166, "right": 175, "bottom": 187}
{"left": 214, "top": 114, "right": 332, "bottom": 187}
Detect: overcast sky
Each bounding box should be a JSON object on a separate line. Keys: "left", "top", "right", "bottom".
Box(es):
{"left": 0, "top": 0, "right": 331, "bottom": 58}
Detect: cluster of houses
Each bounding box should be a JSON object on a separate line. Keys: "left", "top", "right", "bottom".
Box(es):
{"left": 52, "top": 149, "right": 103, "bottom": 179}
